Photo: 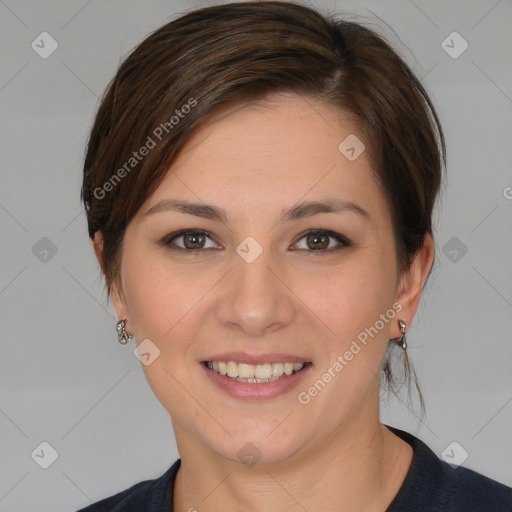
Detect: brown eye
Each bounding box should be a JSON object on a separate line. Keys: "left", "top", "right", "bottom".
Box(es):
{"left": 163, "top": 229, "right": 218, "bottom": 251}
{"left": 305, "top": 233, "right": 329, "bottom": 250}
{"left": 183, "top": 232, "right": 206, "bottom": 249}
{"left": 293, "top": 229, "right": 351, "bottom": 253}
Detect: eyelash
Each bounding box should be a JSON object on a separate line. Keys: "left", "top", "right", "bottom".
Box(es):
{"left": 161, "top": 229, "right": 351, "bottom": 256}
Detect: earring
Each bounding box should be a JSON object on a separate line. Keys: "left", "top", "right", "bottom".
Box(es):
{"left": 116, "top": 319, "right": 133, "bottom": 345}
{"left": 394, "top": 319, "right": 407, "bottom": 350}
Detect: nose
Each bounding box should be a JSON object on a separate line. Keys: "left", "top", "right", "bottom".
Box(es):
{"left": 215, "top": 244, "right": 296, "bottom": 338}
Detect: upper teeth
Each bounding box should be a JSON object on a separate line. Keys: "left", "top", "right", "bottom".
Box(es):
{"left": 207, "top": 361, "right": 304, "bottom": 379}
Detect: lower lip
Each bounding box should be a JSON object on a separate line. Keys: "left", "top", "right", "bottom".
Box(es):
{"left": 201, "top": 363, "right": 312, "bottom": 401}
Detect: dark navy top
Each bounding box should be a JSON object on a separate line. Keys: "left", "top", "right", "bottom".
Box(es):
{"left": 76, "top": 425, "right": 512, "bottom": 511}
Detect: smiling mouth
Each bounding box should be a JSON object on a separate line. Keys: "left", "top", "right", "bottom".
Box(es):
{"left": 203, "top": 361, "right": 311, "bottom": 383}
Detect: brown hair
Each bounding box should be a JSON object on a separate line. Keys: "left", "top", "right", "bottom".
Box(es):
{"left": 81, "top": 1, "right": 445, "bottom": 413}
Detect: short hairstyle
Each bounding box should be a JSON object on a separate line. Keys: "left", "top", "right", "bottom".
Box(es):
{"left": 81, "top": 1, "right": 446, "bottom": 413}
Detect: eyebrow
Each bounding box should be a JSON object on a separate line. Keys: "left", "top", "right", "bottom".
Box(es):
{"left": 145, "top": 198, "right": 370, "bottom": 223}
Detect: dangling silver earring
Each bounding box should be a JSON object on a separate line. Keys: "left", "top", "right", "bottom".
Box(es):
{"left": 394, "top": 319, "right": 407, "bottom": 350}
{"left": 116, "top": 319, "right": 133, "bottom": 345}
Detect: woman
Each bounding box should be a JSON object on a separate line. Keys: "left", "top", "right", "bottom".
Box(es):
{"left": 78, "top": 2, "right": 511, "bottom": 511}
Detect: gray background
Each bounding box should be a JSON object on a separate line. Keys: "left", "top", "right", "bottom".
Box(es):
{"left": 1, "top": 0, "right": 511, "bottom": 510}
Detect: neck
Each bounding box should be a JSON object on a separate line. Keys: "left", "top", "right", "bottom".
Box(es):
{"left": 172, "top": 417, "right": 413, "bottom": 512}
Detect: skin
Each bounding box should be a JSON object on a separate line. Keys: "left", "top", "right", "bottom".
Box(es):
{"left": 94, "top": 92, "right": 434, "bottom": 512}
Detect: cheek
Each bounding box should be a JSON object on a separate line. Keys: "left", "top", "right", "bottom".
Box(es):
{"left": 120, "top": 252, "right": 204, "bottom": 417}
{"left": 120, "top": 248, "right": 192, "bottom": 344}
{"left": 295, "top": 260, "right": 397, "bottom": 416}
{"left": 306, "top": 253, "right": 397, "bottom": 344}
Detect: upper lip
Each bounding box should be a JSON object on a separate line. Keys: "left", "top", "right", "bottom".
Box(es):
{"left": 201, "top": 352, "right": 311, "bottom": 365}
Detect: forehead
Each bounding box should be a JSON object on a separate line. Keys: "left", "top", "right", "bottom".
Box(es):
{"left": 174, "top": 93, "right": 363, "bottom": 171}
{"left": 140, "top": 93, "right": 387, "bottom": 222}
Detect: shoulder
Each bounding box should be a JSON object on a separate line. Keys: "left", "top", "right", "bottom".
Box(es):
{"left": 432, "top": 459, "right": 512, "bottom": 511}
{"left": 385, "top": 425, "right": 512, "bottom": 512}
{"left": 75, "top": 460, "right": 180, "bottom": 512}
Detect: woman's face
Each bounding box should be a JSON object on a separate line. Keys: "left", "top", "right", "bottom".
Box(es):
{"left": 107, "top": 93, "right": 427, "bottom": 465}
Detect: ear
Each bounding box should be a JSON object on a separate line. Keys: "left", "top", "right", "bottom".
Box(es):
{"left": 92, "top": 231, "right": 106, "bottom": 274}
{"left": 391, "top": 233, "right": 434, "bottom": 338}
{"left": 92, "top": 232, "right": 129, "bottom": 322}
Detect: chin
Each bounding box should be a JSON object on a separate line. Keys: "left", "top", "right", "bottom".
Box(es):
{"left": 216, "top": 439, "right": 300, "bottom": 468}
{"left": 202, "top": 420, "right": 307, "bottom": 467}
